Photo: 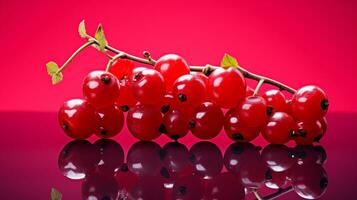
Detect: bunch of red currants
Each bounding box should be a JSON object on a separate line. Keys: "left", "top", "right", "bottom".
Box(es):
{"left": 58, "top": 54, "right": 329, "bottom": 144}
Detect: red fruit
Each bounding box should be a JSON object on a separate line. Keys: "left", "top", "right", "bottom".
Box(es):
{"left": 190, "top": 71, "right": 209, "bottom": 87}
{"left": 294, "top": 120, "right": 324, "bottom": 145}
{"left": 116, "top": 78, "right": 137, "bottom": 110}
{"left": 261, "top": 144, "right": 295, "bottom": 172}
{"left": 262, "top": 112, "right": 296, "bottom": 144}
{"left": 132, "top": 69, "right": 165, "bottom": 105}
{"left": 173, "top": 74, "right": 206, "bottom": 108}
{"left": 224, "top": 108, "right": 260, "bottom": 142}
{"left": 162, "top": 109, "right": 190, "bottom": 140}
{"left": 160, "top": 93, "right": 174, "bottom": 114}
{"left": 95, "top": 105, "right": 124, "bottom": 138}
{"left": 262, "top": 89, "right": 288, "bottom": 112}
{"left": 239, "top": 158, "right": 269, "bottom": 188}
{"left": 291, "top": 85, "right": 329, "bottom": 121}
{"left": 58, "top": 140, "right": 100, "bottom": 180}
{"left": 190, "top": 102, "right": 224, "bottom": 140}
{"left": 162, "top": 142, "right": 191, "bottom": 174}
{"left": 207, "top": 67, "right": 246, "bottom": 108}
{"left": 83, "top": 71, "right": 120, "bottom": 108}
{"left": 94, "top": 139, "right": 124, "bottom": 175}
{"left": 58, "top": 99, "right": 101, "bottom": 139}
{"left": 246, "top": 86, "right": 254, "bottom": 96}
{"left": 154, "top": 54, "right": 190, "bottom": 92}
{"left": 109, "top": 58, "right": 136, "bottom": 80}
{"left": 237, "top": 96, "right": 269, "bottom": 128}
{"left": 126, "top": 105, "right": 162, "bottom": 141}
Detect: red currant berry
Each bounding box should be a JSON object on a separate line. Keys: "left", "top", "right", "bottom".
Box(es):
{"left": 126, "top": 105, "right": 162, "bottom": 141}
{"left": 224, "top": 108, "right": 260, "bottom": 142}
{"left": 190, "top": 71, "right": 209, "bottom": 87}
{"left": 161, "top": 142, "right": 191, "bottom": 175}
{"left": 58, "top": 140, "right": 100, "bottom": 180}
{"left": 132, "top": 69, "right": 165, "bottom": 105}
{"left": 161, "top": 109, "right": 190, "bottom": 140}
{"left": 154, "top": 54, "right": 190, "bottom": 92}
{"left": 160, "top": 93, "right": 174, "bottom": 114}
{"left": 291, "top": 85, "right": 329, "bottom": 121}
{"left": 83, "top": 70, "right": 120, "bottom": 108}
{"left": 173, "top": 74, "right": 206, "bottom": 108}
{"left": 292, "top": 145, "right": 327, "bottom": 165}
{"left": 262, "top": 112, "right": 296, "bottom": 144}
{"left": 261, "top": 144, "right": 295, "bottom": 172}
{"left": 116, "top": 78, "right": 137, "bottom": 110}
{"left": 94, "top": 139, "right": 124, "bottom": 175}
{"left": 207, "top": 67, "right": 246, "bottom": 108}
{"left": 239, "top": 157, "right": 269, "bottom": 188}
{"left": 262, "top": 89, "right": 288, "bottom": 113}
{"left": 237, "top": 96, "right": 269, "bottom": 128}
{"left": 246, "top": 86, "right": 254, "bottom": 96}
{"left": 189, "top": 102, "right": 224, "bottom": 140}
{"left": 294, "top": 119, "right": 324, "bottom": 145}
{"left": 58, "top": 99, "right": 100, "bottom": 139}
{"left": 95, "top": 105, "right": 124, "bottom": 138}
{"left": 109, "top": 58, "right": 136, "bottom": 80}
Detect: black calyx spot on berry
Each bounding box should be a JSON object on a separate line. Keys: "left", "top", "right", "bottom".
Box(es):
{"left": 320, "top": 99, "right": 329, "bottom": 110}
{"left": 297, "top": 151, "right": 306, "bottom": 159}
{"left": 159, "top": 123, "right": 167, "bottom": 133}
{"left": 170, "top": 134, "right": 180, "bottom": 140}
{"left": 188, "top": 121, "right": 196, "bottom": 129}
{"left": 298, "top": 129, "right": 307, "bottom": 137}
{"left": 265, "top": 170, "right": 273, "bottom": 180}
{"left": 266, "top": 106, "right": 273, "bottom": 116}
{"left": 232, "top": 145, "right": 244, "bottom": 155}
{"left": 189, "top": 153, "right": 196, "bottom": 162}
{"left": 101, "top": 196, "right": 110, "bottom": 200}
{"left": 159, "top": 149, "right": 166, "bottom": 160}
{"left": 160, "top": 167, "right": 170, "bottom": 178}
{"left": 120, "top": 163, "right": 129, "bottom": 172}
{"left": 178, "top": 186, "right": 187, "bottom": 195}
{"left": 232, "top": 133, "right": 244, "bottom": 141}
{"left": 289, "top": 130, "right": 297, "bottom": 138}
{"left": 62, "top": 123, "right": 69, "bottom": 130}
{"left": 320, "top": 177, "right": 328, "bottom": 189}
{"left": 100, "top": 129, "right": 108, "bottom": 135}
{"left": 101, "top": 76, "right": 111, "bottom": 85}
{"left": 178, "top": 94, "right": 187, "bottom": 102}
{"left": 121, "top": 105, "right": 130, "bottom": 112}
{"left": 62, "top": 149, "right": 69, "bottom": 157}
{"left": 314, "top": 135, "right": 323, "bottom": 142}
{"left": 161, "top": 104, "right": 170, "bottom": 114}
{"left": 133, "top": 73, "right": 142, "bottom": 81}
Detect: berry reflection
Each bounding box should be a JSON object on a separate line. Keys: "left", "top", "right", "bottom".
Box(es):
{"left": 58, "top": 139, "right": 328, "bottom": 200}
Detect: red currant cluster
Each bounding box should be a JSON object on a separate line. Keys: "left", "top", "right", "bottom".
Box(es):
{"left": 59, "top": 139, "right": 328, "bottom": 200}
{"left": 50, "top": 21, "right": 329, "bottom": 145}
{"left": 58, "top": 53, "right": 329, "bottom": 145}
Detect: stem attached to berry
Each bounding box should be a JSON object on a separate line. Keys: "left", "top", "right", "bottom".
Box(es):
{"left": 254, "top": 78, "right": 265, "bottom": 96}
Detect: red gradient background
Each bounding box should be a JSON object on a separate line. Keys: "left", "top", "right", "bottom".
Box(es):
{"left": 0, "top": 0, "right": 356, "bottom": 113}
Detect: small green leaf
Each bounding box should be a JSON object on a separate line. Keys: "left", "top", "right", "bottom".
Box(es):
{"left": 51, "top": 72, "right": 63, "bottom": 85}
{"left": 78, "top": 20, "right": 87, "bottom": 38}
{"left": 51, "top": 188, "right": 62, "bottom": 200}
{"left": 220, "top": 53, "right": 239, "bottom": 69}
{"left": 46, "top": 61, "right": 59, "bottom": 75}
{"left": 95, "top": 24, "right": 108, "bottom": 51}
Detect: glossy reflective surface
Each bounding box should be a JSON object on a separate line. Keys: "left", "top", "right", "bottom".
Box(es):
{"left": 0, "top": 112, "right": 356, "bottom": 199}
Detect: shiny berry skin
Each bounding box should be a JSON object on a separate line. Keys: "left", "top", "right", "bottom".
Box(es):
{"left": 131, "top": 69, "right": 165, "bottom": 105}
{"left": 290, "top": 163, "right": 328, "bottom": 199}
{"left": 246, "top": 86, "right": 255, "bottom": 96}
{"left": 190, "top": 102, "right": 224, "bottom": 140}
{"left": 94, "top": 139, "right": 124, "bottom": 175}
{"left": 127, "top": 141, "right": 162, "bottom": 176}
{"left": 126, "top": 105, "right": 162, "bottom": 141}
{"left": 261, "top": 144, "right": 295, "bottom": 172}
{"left": 224, "top": 108, "right": 260, "bottom": 142}
{"left": 207, "top": 67, "right": 246, "bottom": 108}
{"left": 239, "top": 156, "right": 269, "bottom": 188}
{"left": 95, "top": 105, "right": 124, "bottom": 138}
{"left": 109, "top": 58, "right": 136, "bottom": 80}
{"left": 116, "top": 78, "right": 137, "bottom": 109}
{"left": 83, "top": 70, "right": 120, "bottom": 108}
{"left": 223, "top": 143, "right": 261, "bottom": 174}
{"left": 262, "top": 89, "right": 288, "bottom": 113}
{"left": 81, "top": 172, "right": 119, "bottom": 200}
{"left": 161, "top": 109, "right": 190, "bottom": 140}
{"left": 173, "top": 74, "right": 206, "bottom": 108}
{"left": 294, "top": 119, "right": 324, "bottom": 145}
{"left": 237, "top": 96, "right": 269, "bottom": 128}
{"left": 291, "top": 85, "right": 329, "bottom": 121}
{"left": 190, "top": 71, "right": 209, "bottom": 87}
{"left": 161, "top": 93, "right": 174, "bottom": 114}
{"left": 172, "top": 175, "right": 204, "bottom": 200}
{"left": 58, "top": 140, "right": 100, "bottom": 180}
{"left": 161, "top": 142, "right": 191, "bottom": 175}
{"left": 189, "top": 141, "right": 223, "bottom": 178}
{"left": 262, "top": 112, "right": 296, "bottom": 144}
{"left": 154, "top": 54, "right": 190, "bottom": 92}
{"left": 205, "top": 172, "right": 245, "bottom": 200}
{"left": 292, "top": 145, "right": 327, "bottom": 165}
{"left": 58, "top": 99, "right": 101, "bottom": 139}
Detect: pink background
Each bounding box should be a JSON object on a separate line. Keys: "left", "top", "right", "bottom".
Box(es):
{"left": 0, "top": 0, "right": 356, "bottom": 112}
